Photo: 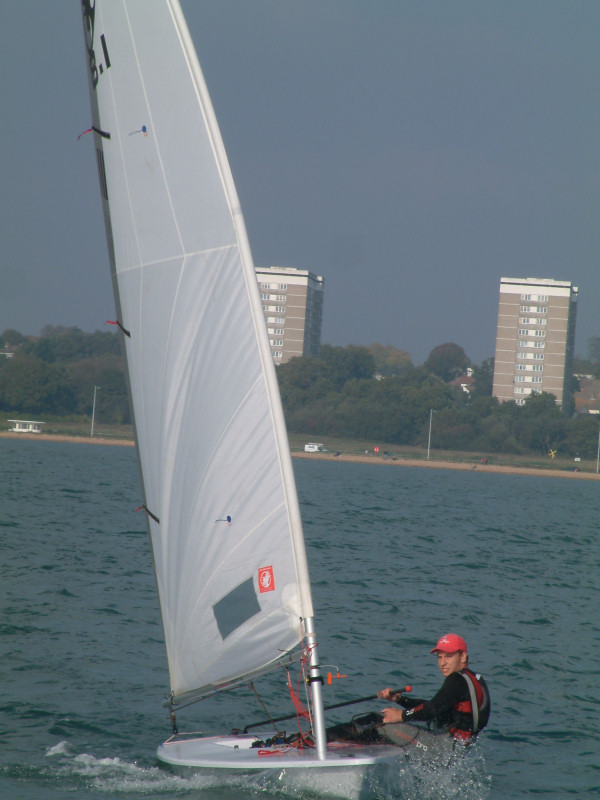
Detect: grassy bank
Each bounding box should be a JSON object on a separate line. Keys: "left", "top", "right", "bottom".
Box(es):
{"left": 0, "top": 417, "right": 134, "bottom": 442}
{"left": 287, "top": 433, "right": 598, "bottom": 476}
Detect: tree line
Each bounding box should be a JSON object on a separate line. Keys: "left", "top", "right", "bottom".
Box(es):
{"left": 1, "top": 327, "right": 599, "bottom": 458}
{"left": 278, "top": 344, "right": 598, "bottom": 458}
{"left": 0, "top": 327, "right": 130, "bottom": 423}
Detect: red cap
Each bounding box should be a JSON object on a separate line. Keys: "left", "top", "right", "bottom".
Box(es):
{"left": 430, "top": 633, "right": 467, "bottom": 654}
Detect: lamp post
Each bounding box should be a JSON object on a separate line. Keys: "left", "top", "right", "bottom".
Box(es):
{"left": 91, "top": 385, "right": 100, "bottom": 437}
{"left": 427, "top": 409, "right": 436, "bottom": 460}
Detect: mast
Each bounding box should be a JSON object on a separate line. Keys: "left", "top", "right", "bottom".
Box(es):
{"left": 304, "top": 616, "right": 327, "bottom": 759}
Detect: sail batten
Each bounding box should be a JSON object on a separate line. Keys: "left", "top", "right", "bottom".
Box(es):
{"left": 82, "top": 0, "right": 314, "bottom": 703}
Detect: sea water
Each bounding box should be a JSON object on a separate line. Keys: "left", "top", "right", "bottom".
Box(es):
{"left": 1, "top": 438, "right": 598, "bottom": 799}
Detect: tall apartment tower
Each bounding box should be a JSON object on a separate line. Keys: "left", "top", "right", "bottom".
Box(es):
{"left": 492, "top": 277, "right": 578, "bottom": 410}
{"left": 256, "top": 266, "right": 324, "bottom": 365}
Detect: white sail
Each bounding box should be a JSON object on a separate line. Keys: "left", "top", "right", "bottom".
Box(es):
{"left": 81, "top": 0, "right": 313, "bottom": 705}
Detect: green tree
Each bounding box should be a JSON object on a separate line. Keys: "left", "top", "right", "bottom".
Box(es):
{"left": 276, "top": 357, "right": 333, "bottom": 412}
{"left": 519, "top": 391, "right": 561, "bottom": 419}
{"left": 470, "top": 358, "right": 494, "bottom": 398}
{"left": 564, "top": 415, "right": 600, "bottom": 458}
{"left": 319, "top": 345, "right": 375, "bottom": 387}
{"left": 424, "top": 343, "right": 470, "bottom": 382}
{"left": 0, "top": 329, "right": 26, "bottom": 347}
{"left": 67, "top": 356, "right": 130, "bottom": 423}
{"left": 367, "top": 343, "right": 412, "bottom": 377}
{"left": 0, "top": 353, "right": 76, "bottom": 415}
{"left": 23, "top": 327, "right": 120, "bottom": 363}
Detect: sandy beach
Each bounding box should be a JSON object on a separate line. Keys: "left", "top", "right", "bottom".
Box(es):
{"left": 0, "top": 431, "right": 135, "bottom": 448}
{"left": 2, "top": 431, "right": 598, "bottom": 481}
{"left": 292, "top": 450, "right": 600, "bottom": 480}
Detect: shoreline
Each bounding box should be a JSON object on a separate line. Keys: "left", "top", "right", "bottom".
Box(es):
{"left": 0, "top": 431, "right": 135, "bottom": 447}
{"left": 1, "top": 431, "right": 597, "bottom": 480}
{"left": 292, "top": 450, "right": 599, "bottom": 480}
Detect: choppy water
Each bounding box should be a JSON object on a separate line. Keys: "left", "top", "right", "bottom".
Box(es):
{"left": 1, "top": 439, "right": 598, "bottom": 799}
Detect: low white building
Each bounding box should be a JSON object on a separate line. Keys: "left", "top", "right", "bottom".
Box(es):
{"left": 8, "top": 420, "right": 46, "bottom": 433}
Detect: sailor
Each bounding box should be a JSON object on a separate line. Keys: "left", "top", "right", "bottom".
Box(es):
{"left": 378, "top": 633, "right": 490, "bottom": 744}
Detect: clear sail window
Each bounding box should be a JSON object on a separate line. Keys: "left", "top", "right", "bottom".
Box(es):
{"left": 212, "top": 577, "right": 261, "bottom": 640}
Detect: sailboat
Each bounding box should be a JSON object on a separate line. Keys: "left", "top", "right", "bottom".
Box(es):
{"left": 80, "top": 1, "right": 401, "bottom": 795}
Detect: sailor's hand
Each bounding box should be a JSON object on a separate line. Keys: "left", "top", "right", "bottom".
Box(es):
{"left": 378, "top": 687, "right": 404, "bottom": 703}
{"left": 381, "top": 707, "right": 404, "bottom": 724}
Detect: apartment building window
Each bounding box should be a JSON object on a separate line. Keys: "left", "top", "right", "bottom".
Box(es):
{"left": 535, "top": 306, "right": 547, "bottom": 313}
{"left": 532, "top": 364, "right": 543, "bottom": 371}
{"left": 534, "top": 330, "right": 546, "bottom": 337}
{"left": 533, "top": 353, "right": 544, "bottom": 360}
{"left": 533, "top": 341, "right": 545, "bottom": 349}
{"left": 278, "top": 284, "right": 287, "bottom": 290}
{"left": 532, "top": 377, "right": 542, "bottom": 383}
{"left": 272, "top": 350, "right": 282, "bottom": 358}
{"left": 520, "top": 305, "right": 531, "bottom": 312}
{"left": 516, "top": 364, "right": 527, "bottom": 371}
{"left": 271, "top": 339, "right": 283, "bottom": 347}
{"left": 522, "top": 293, "right": 548, "bottom": 302}
{"left": 518, "top": 329, "right": 527, "bottom": 336}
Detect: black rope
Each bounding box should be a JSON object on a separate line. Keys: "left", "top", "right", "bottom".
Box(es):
{"left": 249, "top": 681, "right": 284, "bottom": 737}
{"left": 136, "top": 505, "right": 160, "bottom": 523}
{"left": 106, "top": 320, "right": 131, "bottom": 337}
{"left": 91, "top": 125, "right": 111, "bottom": 139}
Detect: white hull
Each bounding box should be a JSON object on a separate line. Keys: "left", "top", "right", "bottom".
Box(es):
{"left": 157, "top": 734, "right": 403, "bottom": 799}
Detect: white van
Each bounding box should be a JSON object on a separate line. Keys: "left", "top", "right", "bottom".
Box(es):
{"left": 304, "top": 442, "right": 324, "bottom": 453}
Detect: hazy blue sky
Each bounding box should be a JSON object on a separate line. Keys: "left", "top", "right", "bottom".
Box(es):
{"left": 1, "top": 1, "right": 598, "bottom": 364}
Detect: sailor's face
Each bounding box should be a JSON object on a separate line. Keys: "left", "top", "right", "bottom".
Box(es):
{"left": 437, "top": 650, "right": 467, "bottom": 677}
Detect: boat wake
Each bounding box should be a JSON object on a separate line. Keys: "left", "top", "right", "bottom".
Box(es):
{"left": 45, "top": 741, "right": 218, "bottom": 795}
{"left": 397, "top": 745, "right": 492, "bottom": 800}
{"left": 44, "top": 741, "right": 490, "bottom": 799}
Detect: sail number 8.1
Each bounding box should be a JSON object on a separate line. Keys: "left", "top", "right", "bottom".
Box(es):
{"left": 82, "top": 1, "right": 111, "bottom": 89}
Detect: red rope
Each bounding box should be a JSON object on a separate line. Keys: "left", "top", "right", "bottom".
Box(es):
{"left": 282, "top": 642, "right": 319, "bottom": 747}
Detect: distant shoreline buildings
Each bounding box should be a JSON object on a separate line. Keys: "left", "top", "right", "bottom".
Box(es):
{"left": 492, "top": 277, "right": 578, "bottom": 411}
{"left": 256, "top": 266, "right": 324, "bottom": 365}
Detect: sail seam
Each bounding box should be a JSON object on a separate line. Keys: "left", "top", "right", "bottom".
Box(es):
{"left": 113, "top": 244, "right": 237, "bottom": 274}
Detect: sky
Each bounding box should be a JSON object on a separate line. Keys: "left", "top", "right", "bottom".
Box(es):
{"left": 1, "top": 1, "right": 598, "bottom": 365}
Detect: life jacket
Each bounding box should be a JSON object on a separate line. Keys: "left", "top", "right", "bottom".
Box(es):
{"left": 449, "top": 669, "right": 490, "bottom": 742}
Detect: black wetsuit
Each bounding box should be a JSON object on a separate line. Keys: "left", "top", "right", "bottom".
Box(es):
{"left": 326, "top": 668, "right": 490, "bottom": 746}
{"left": 397, "top": 668, "right": 490, "bottom": 740}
